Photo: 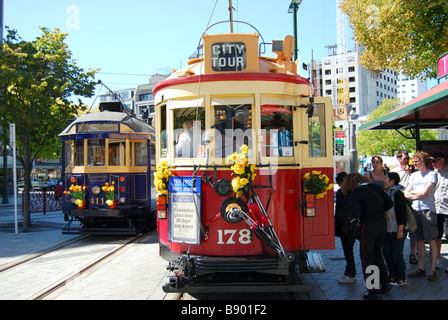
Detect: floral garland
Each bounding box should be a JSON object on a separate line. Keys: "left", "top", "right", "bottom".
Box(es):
{"left": 303, "top": 171, "right": 333, "bottom": 199}
{"left": 64, "top": 184, "right": 86, "bottom": 207}
{"left": 226, "top": 144, "right": 256, "bottom": 197}
{"left": 153, "top": 160, "right": 173, "bottom": 196}
{"left": 102, "top": 182, "right": 115, "bottom": 206}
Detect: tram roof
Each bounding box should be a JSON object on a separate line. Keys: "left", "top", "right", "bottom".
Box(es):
{"left": 59, "top": 111, "right": 154, "bottom": 136}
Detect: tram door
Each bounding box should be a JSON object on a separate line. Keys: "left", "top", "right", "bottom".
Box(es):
{"left": 296, "top": 96, "right": 335, "bottom": 250}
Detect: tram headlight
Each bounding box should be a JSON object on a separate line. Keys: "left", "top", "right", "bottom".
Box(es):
{"left": 91, "top": 185, "right": 101, "bottom": 195}
{"left": 119, "top": 197, "right": 125, "bottom": 203}
{"left": 220, "top": 197, "right": 246, "bottom": 224}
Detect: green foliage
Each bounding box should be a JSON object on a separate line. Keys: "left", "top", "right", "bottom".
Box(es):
{"left": 0, "top": 27, "right": 98, "bottom": 227}
{"left": 357, "top": 98, "right": 439, "bottom": 156}
{"left": 341, "top": 0, "right": 448, "bottom": 79}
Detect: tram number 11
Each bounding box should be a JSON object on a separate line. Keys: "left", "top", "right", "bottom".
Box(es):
{"left": 217, "top": 229, "right": 252, "bottom": 245}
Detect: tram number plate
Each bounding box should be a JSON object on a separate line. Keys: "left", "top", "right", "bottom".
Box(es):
{"left": 217, "top": 229, "right": 252, "bottom": 245}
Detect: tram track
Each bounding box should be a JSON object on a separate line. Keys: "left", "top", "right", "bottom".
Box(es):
{"left": 0, "top": 234, "right": 89, "bottom": 273}
{"left": 0, "top": 231, "right": 157, "bottom": 300}
{"left": 31, "top": 232, "right": 150, "bottom": 300}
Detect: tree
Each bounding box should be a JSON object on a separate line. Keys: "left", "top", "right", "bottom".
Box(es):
{"left": 341, "top": 0, "right": 448, "bottom": 79}
{"left": 357, "top": 98, "right": 439, "bottom": 156}
{"left": 0, "top": 27, "right": 98, "bottom": 228}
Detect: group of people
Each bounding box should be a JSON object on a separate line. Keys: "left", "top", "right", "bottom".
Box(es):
{"left": 334, "top": 150, "right": 448, "bottom": 300}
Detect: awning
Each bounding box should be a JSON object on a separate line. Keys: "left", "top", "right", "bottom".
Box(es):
{"left": 359, "top": 80, "right": 448, "bottom": 131}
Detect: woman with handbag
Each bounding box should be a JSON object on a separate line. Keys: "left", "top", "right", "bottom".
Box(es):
{"left": 343, "top": 173, "right": 394, "bottom": 300}
{"left": 383, "top": 172, "right": 408, "bottom": 286}
{"left": 334, "top": 172, "right": 357, "bottom": 284}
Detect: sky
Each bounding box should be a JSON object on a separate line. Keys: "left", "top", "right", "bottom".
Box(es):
{"left": 3, "top": 0, "right": 436, "bottom": 107}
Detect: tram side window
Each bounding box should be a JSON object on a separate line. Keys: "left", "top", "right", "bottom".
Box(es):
{"left": 214, "top": 104, "right": 252, "bottom": 158}
{"left": 160, "top": 105, "right": 167, "bottom": 158}
{"left": 173, "top": 107, "right": 205, "bottom": 158}
{"left": 260, "top": 105, "right": 293, "bottom": 157}
{"left": 65, "top": 141, "right": 73, "bottom": 167}
{"left": 108, "top": 140, "right": 126, "bottom": 166}
{"left": 74, "top": 140, "right": 84, "bottom": 166}
{"left": 134, "top": 142, "right": 148, "bottom": 166}
{"left": 87, "top": 139, "right": 106, "bottom": 166}
{"left": 308, "top": 103, "right": 327, "bottom": 157}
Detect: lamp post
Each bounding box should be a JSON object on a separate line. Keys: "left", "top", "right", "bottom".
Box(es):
{"left": 288, "top": 0, "right": 302, "bottom": 61}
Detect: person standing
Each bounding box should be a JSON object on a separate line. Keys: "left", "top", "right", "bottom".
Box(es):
{"left": 432, "top": 151, "right": 448, "bottom": 273}
{"left": 383, "top": 172, "right": 407, "bottom": 286}
{"left": 392, "top": 151, "right": 414, "bottom": 188}
{"left": 334, "top": 172, "right": 357, "bottom": 284}
{"left": 404, "top": 151, "right": 438, "bottom": 281}
{"left": 364, "top": 155, "right": 386, "bottom": 188}
{"left": 343, "top": 173, "right": 393, "bottom": 300}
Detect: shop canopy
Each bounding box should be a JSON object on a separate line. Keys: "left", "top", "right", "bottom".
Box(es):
{"left": 359, "top": 80, "right": 448, "bottom": 148}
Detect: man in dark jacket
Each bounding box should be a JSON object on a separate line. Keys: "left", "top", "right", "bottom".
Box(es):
{"left": 343, "top": 173, "right": 394, "bottom": 300}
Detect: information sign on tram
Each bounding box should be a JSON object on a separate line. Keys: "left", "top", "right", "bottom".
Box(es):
{"left": 168, "top": 176, "right": 202, "bottom": 245}
{"left": 211, "top": 42, "right": 246, "bottom": 72}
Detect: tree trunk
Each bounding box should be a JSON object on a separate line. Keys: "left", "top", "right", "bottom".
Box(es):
{"left": 20, "top": 139, "right": 33, "bottom": 229}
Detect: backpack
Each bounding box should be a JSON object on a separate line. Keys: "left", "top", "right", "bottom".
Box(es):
{"left": 405, "top": 200, "right": 417, "bottom": 233}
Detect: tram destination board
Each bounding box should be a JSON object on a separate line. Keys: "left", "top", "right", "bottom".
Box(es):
{"left": 168, "top": 176, "right": 202, "bottom": 245}
{"left": 211, "top": 42, "right": 246, "bottom": 72}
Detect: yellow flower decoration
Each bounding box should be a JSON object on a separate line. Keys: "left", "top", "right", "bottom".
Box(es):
{"left": 226, "top": 144, "right": 256, "bottom": 197}
{"left": 64, "top": 184, "right": 86, "bottom": 200}
{"left": 303, "top": 171, "right": 333, "bottom": 199}
{"left": 153, "top": 161, "right": 173, "bottom": 195}
{"left": 102, "top": 181, "right": 115, "bottom": 201}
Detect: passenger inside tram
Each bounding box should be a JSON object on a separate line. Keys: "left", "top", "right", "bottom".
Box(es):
{"left": 261, "top": 105, "right": 293, "bottom": 157}
{"left": 174, "top": 108, "right": 205, "bottom": 159}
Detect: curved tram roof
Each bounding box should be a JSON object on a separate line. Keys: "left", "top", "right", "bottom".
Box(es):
{"left": 59, "top": 111, "right": 154, "bottom": 138}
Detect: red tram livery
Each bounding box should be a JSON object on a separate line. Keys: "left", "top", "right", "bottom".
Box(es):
{"left": 153, "top": 24, "right": 335, "bottom": 292}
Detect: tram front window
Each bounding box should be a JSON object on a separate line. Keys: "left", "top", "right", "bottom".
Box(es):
{"left": 214, "top": 104, "right": 252, "bottom": 158}
{"left": 108, "top": 140, "right": 126, "bottom": 166}
{"left": 74, "top": 140, "right": 84, "bottom": 166}
{"left": 87, "top": 139, "right": 106, "bottom": 166}
{"left": 308, "top": 103, "right": 327, "bottom": 157}
{"left": 134, "top": 142, "right": 148, "bottom": 166}
{"left": 173, "top": 107, "right": 205, "bottom": 158}
{"left": 260, "top": 105, "right": 293, "bottom": 157}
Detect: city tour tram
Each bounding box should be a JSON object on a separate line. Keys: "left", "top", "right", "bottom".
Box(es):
{"left": 153, "top": 25, "right": 335, "bottom": 292}
{"left": 59, "top": 106, "right": 156, "bottom": 235}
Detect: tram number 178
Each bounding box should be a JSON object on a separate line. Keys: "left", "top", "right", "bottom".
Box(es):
{"left": 217, "top": 229, "right": 252, "bottom": 245}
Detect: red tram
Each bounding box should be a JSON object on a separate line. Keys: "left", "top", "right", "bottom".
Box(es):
{"left": 153, "top": 23, "right": 334, "bottom": 292}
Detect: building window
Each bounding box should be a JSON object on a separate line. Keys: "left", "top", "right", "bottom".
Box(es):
{"left": 325, "top": 69, "right": 331, "bottom": 75}
{"left": 139, "top": 93, "right": 153, "bottom": 101}
{"left": 348, "top": 66, "right": 355, "bottom": 72}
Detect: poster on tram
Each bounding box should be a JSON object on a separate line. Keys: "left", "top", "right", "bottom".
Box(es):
{"left": 168, "top": 176, "right": 202, "bottom": 244}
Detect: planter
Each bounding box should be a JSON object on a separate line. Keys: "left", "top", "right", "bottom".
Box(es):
{"left": 107, "top": 200, "right": 117, "bottom": 209}
{"left": 77, "top": 200, "right": 86, "bottom": 209}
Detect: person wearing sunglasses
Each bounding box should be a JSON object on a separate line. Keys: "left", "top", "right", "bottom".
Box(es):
{"left": 392, "top": 151, "right": 414, "bottom": 188}
{"left": 432, "top": 151, "right": 448, "bottom": 274}
{"left": 404, "top": 151, "right": 438, "bottom": 281}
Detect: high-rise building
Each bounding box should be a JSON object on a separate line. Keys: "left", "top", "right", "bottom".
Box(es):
{"left": 313, "top": 48, "right": 399, "bottom": 118}
{"left": 397, "top": 74, "right": 428, "bottom": 103}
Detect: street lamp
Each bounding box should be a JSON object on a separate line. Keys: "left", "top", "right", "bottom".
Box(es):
{"left": 288, "top": 0, "right": 302, "bottom": 61}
